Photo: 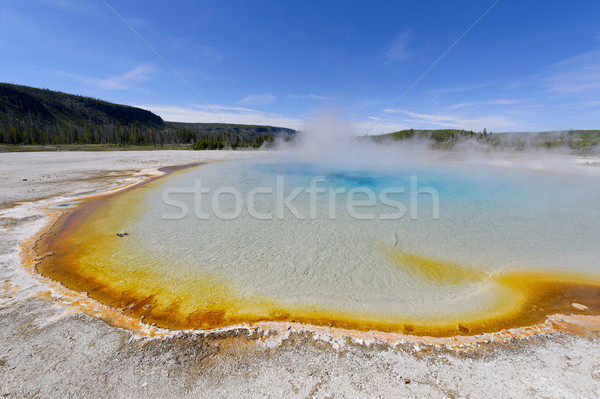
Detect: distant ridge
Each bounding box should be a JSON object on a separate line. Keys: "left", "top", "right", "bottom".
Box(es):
{"left": 0, "top": 83, "right": 164, "bottom": 128}
{"left": 0, "top": 83, "right": 295, "bottom": 148}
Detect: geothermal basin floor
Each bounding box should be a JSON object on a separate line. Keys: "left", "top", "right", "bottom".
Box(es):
{"left": 1, "top": 150, "right": 600, "bottom": 398}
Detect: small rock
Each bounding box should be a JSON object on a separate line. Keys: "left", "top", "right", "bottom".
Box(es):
{"left": 116, "top": 232, "right": 129, "bottom": 237}
{"left": 143, "top": 304, "right": 152, "bottom": 309}
{"left": 572, "top": 302, "right": 588, "bottom": 311}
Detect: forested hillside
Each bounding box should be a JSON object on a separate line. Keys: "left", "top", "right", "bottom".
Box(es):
{"left": 0, "top": 83, "right": 295, "bottom": 148}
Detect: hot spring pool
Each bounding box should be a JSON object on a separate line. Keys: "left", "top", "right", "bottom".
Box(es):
{"left": 37, "top": 157, "right": 600, "bottom": 336}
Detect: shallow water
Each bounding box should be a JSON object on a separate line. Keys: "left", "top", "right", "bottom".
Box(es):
{"left": 38, "top": 157, "right": 600, "bottom": 336}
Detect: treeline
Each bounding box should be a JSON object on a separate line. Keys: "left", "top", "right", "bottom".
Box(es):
{"left": 0, "top": 120, "right": 168, "bottom": 146}
{"left": 0, "top": 118, "right": 294, "bottom": 147}
{"left": 501, "top": 130, "right": 600, "bottom": 153}
{"left": 376, "top": 128, "right": 600, "bottom": 153}
{"left": 0, "top": 83, "right": 296, "bottom": 148}
{"left": 373, "top": 129, "right": 492, "bottom": 150}
{"left": 192, "top": 135, "right": 276, "bottom": 150}
{"left": 375, "top": 128, "right": 490, "bottom": 143}
{"left": 169, "top": 122, "right": 294, "bottom": 150}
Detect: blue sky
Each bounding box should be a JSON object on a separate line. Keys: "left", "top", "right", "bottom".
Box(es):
{"left": 2, "top": 0, "right": 600, "bottom": 133}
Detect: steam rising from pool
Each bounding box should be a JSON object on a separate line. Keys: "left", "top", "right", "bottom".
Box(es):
{"left": 37, "top": 118, "right": 600, "bottom": 336}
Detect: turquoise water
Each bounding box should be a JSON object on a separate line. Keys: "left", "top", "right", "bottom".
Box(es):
{"left": 146, "top": 159, "right": 600, "bottom": 270}
{"left": 44, "top": 155, "right": 600, "bottom": 333}
{"left": 94, "top": 157, "right": 597, "bottom": 323}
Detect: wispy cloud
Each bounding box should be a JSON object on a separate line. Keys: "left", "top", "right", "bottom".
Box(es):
{"left": 385, "top": 31, "right": 412, "bottom": 63}
{"left": 187, "top": 103, "right": 256, "bottom": 113}
{"left": 36, "top": 0, "right": 101, "bottom": 15}
{"left": 198, "top": 45, "right": 223, "bottom": 62}
{"left": 542, "top": 49, "right": 600, "bottom": 96}
{"left": 170, "top": 39, "right": 224, "bottom": 62}
{"left": 369, "top": 49, "right": 600, "bottom": 132}
{"left": 426, "top": 49, "right": 600, "bottom": 123}
{"left": 386, "top": 110, "right": 514, "bottom": 131}
{"left": 429, "top": 81, "right": 498, "bottom": 96}
{"left": 0, "top": 4, "right": 37, "bottom": 35}
{"left": 144, "top": 103, "right": 409, "bottom": 134}
{"left": 124, "top": 16, "right": 154, "bottom": 33}
{"left": 237, "top": 93, "right": 276, "bottom": 106}
{"left": 354, "top": 99, "right": 384, "bottom": 109}
{"left": 446, "top": 98, "right": 520, "bottom": 110}
{"left": 351, "top": 120, "right": 410, "bottom": 135}
{"left": 139, "top": 103, "right": 302, "bottom": 129}
{"left": 287, "top": 93, "right": 334, "bottom": 100}
{"left": 57, "top": 64, "right": 155, "bottom": 91}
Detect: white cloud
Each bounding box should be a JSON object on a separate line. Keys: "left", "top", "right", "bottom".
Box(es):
{"left": 542, "top": 49, "right": 600, "bottom": 96}
{"left": 446, "top": 98, "right": 520, "bottom": 110}
{"left": 364, "top": 49, "right": 600, "bottom": 132}
{"left": 170, "top": 39, "right": 223, "bottom": 62}
{"left": 139, "top": 104, "right": 303, "bottom": 129}
{"left": 57, "top": 64, "right": 155, "bottom": 91}
{"left": 390, "top": 110, "right": 514, "bottom": 131}
{"left": 287, "top": 93, "right": 334, "bottom": 100}
{"left": 198, "top": 45, "right": 223, "bottom": 62}
{"left": 237, "top": 93, "right": 276, "bottom": 106}
{"left": 37, "top": 0, "right": 101, "bottom": 15}
{"left": 352, "top": 119, "right": 411, "bottom": 136}
{"left": 125, "top": 16, "right": 152, "bottom": 32}
{"left": 429, "top": 81, "right": 498, "bottom": 96}
{"left": 0, "top": 3, "right": 39, "bottom": 34}
{"left": 355, "top": 99, "right": 383, "bottom": 109}
{"left": 141, "top": 103, "right": 413, "bottom": 134}
{"left": 187, "top": 103, "right": 256, "bottom": 113}
{"left": 385, "top": 31, "right": 412, "bottom": 63}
